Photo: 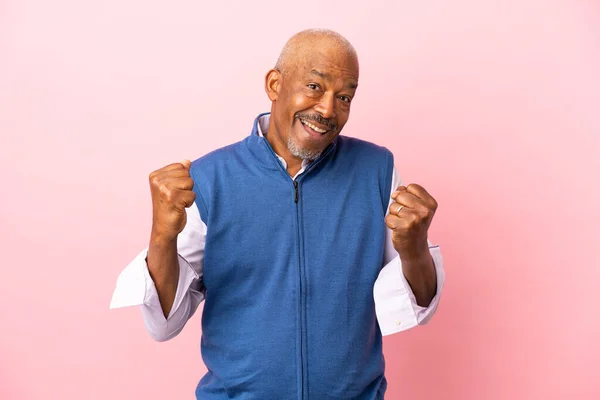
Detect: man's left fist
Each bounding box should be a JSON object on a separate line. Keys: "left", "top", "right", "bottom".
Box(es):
{"left": 385, "top": 184, "right": 438, "bottom": 259}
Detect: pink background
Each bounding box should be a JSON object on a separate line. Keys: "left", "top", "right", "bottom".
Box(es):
{"left": 1, "top": 0, "right": 599, "bottom": 399}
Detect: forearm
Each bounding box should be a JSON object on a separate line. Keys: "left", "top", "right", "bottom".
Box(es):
{"left": 146, "top": 233, "right": 180, "bottom": 318}
{"left": 400, "top": 246, "right": 437, "bottom": 307}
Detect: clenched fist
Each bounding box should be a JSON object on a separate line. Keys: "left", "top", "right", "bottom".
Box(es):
{"left": 149, "top": 160, "right": 196, "bottom": 242}
{"left": 385, "top": 184, "right": 438, "bottom": 260}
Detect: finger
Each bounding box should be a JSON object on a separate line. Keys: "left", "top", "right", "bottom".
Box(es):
{"left": 406, "top": 184, "right": 437, "bottom": 209}
{"left": 385, "top": 213, "right": 409, "bottom": 230}
{"left": 160, "top": 162, "right": 189, "bottom": 172}
{"left": 179, "top": 189, "right": 196, "bottom": 208}
{"left": 181, "top": 159, "right": 192, "bottom": 170}
{"left": 385, "top": 213, "right": 399, "bottom": 230}
{"left": 390, "top": 185, "right": 406, "bottom": 200}
{"left": 407, "top": 183, "right": 438, "bottom": 210}
{"left": 392, "top": 191, "right": 427, "bottom": 210}
{"left": 166, "top": 177, "right": 194, "bottom": 191}
{"left": 165, "top": 188, "right": 196, "bottom": 209}
{"left": 388, "top": 201, "right": 407, "bottom": 217}
{"left": 389, "top": 198, "right": 426, "bottom": 219}
{"left": 154, "top": 168, "right": 192, "bottom": 180}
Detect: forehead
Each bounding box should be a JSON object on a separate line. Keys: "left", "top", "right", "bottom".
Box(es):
{"left": 293, "top": 47, "right": 359, "bottom": 83}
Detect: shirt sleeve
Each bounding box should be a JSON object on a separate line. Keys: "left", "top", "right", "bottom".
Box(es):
{"left": 373, "top": 166, "right": 446, "bottom": 336}
{"left": 109, "top": 202, "right": 206, "bottom": 341}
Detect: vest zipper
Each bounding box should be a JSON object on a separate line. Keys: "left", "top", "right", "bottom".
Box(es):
{"left": 294, "top": 180, "right": 299, "bottom": 203}
{"left": 295, "top": 194, "right": 305, "bottom": 400}
{"left": 294, "top": 179, "right": 307, "bottom": 400}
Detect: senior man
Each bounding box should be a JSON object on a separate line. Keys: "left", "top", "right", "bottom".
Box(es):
{"left": 111, "top": 28, "right": 445, "bottom": 400}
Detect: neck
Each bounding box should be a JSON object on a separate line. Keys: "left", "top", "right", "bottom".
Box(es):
{"left": 266, "top": 118, "right": 305, "bottom": 177}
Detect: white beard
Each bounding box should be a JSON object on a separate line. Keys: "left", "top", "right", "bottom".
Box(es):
{"left": 287, "top": 136, "right": 321, "bottom": 161}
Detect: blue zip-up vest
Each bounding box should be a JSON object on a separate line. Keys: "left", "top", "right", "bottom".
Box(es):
{"left": 190, "top": 113, "right": 394, "bottom": 400}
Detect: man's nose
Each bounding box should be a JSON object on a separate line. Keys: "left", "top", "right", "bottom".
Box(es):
{"left": 314, "top": 92, "right": 336, "bottom": 120}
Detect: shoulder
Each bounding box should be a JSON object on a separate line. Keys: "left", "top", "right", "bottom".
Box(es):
{"left": 335, "top": 135, "right": 394, "bottom": 166}
{"left": 189, "top": 139, "right": 247, "bottom": 174}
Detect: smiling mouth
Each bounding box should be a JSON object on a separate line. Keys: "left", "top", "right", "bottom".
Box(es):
{"left": 299, "top": 119, "right": 329, "bottom": 135}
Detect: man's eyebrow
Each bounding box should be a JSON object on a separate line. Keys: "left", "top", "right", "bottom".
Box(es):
{"left": 310, "top": 69, "right": 329, "bottom": 79}
{"left": 311, "top": 69, "right": 358, "bottom": 89}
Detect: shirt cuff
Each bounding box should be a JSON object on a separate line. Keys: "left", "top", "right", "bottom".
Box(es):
{"left": 109, "top": 248, "right": 199, "bottom": 320}
{"left": 374, "top": 245, "right": 445, "bottom": 336}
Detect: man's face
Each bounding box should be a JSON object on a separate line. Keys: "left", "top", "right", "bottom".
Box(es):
{"left": 269, "top": 47, "right": 359, "bottom": 160}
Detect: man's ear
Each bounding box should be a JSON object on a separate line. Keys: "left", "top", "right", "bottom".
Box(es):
{"left": 265, "top": 69, "right": 281, "bottom": 101}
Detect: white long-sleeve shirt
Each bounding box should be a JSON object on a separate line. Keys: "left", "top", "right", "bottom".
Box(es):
{"left": 110, "top": 115, "right": 446, "bottom": 341}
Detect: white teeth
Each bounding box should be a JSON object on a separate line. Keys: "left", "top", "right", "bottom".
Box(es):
{"left": 301, "top": 119, "right": 327, "bottom": 133}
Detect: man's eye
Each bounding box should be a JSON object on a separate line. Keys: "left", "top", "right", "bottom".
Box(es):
{"left": 339, "top": 96, "right": 351, "bottom": 103}
{"left": 307, "top": 84, "right": 319, "bottom": 90}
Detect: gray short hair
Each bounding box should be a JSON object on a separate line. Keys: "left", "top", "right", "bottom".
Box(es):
{"left": 274, "top": 29, "right": 358, "bottom": 76}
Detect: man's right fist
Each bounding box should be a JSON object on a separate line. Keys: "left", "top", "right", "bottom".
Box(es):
{"left": 149, "top": 160, "right": 196, "bottom": 242}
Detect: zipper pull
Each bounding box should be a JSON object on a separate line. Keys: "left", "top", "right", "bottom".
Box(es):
{"left": 294, "top": 180, "right": 299, "bottom": 203}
